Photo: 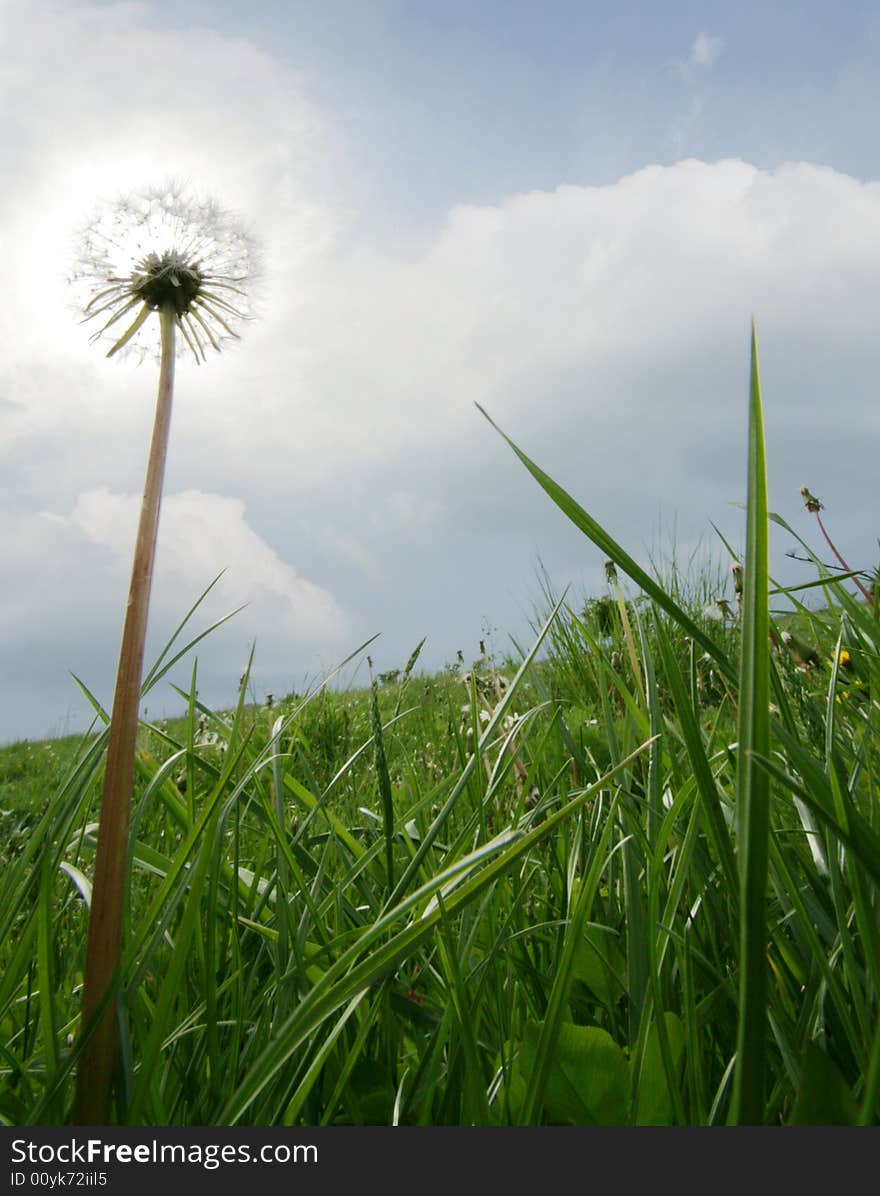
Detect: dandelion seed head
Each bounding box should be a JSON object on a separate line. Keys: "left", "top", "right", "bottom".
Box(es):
{"left": 70, "top": 180, "right": 258, "bottom": 364}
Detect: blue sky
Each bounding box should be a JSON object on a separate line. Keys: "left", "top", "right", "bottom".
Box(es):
{"left": 3, "top": 1, "right": 880, "bottom": 741}
{"left": 139, "top": 1, "right": 880, "bottom": 233}
{"left": 206, "top": 7, "right": 878, "bottom": 180}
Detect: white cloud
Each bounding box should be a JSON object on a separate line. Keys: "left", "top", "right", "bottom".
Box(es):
{"left": 4, "top": 2, "right": 880, "bottom": 742}
{"left": 55, "top": 486, "right": 354, "bottom": 641}
{"left": 0, "top": 490, "right": 357, "bottom": 741}
{"left": 691, "top": 32, "right": 724, "bottom": 68}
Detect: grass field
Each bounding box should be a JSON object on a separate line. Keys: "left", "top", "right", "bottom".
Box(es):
{"left": 1, "top": 337, "right": 878, "bottom": 1126}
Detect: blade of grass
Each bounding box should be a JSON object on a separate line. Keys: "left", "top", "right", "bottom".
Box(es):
{"left": 730, "top": 323, "right": 771, "bottom": 1126}
{"left": 653, "top": 614, "right": 737, "bottom": 894}
{"left": 476, "top": 403, "right": 736, "bottom": 683}
{"left": 370, "top": 678, "right": 396, "bottom": 897}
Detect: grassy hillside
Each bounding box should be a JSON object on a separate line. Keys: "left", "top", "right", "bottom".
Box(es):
{"left": 1, "top": 343, "right": 878, "bottom": 1126}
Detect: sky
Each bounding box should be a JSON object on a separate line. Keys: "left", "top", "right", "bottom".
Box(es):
{"left": 3, "top": 0, "right": 880, "bottom": 743}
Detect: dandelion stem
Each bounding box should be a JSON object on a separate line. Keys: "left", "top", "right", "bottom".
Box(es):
{"left": 73, "top": 305, "right": 177, "bottom": 1124}
{"left": 813, "top": 511, "right": 874, "bottom": 605}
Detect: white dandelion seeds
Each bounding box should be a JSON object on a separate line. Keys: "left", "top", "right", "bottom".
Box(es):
{"left": 71, "top": 180, "right": 258, "bottom": 363}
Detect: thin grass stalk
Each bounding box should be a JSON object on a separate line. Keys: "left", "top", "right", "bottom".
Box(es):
{"left": 608, "top": 565, "right": 646, "bottom": 705}
{"left": 370, "top": 678, "right": 396, "bottom": 897}
{"left": 73, "top": 305, "right": 176, "bottom": 1125}
{"left": 730, "top": 324, "right": 771, "bottom": 1124}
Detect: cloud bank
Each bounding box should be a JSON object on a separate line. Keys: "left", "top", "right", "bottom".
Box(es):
{"left": 3, "top": 2, "right": 880, "bottom": 741}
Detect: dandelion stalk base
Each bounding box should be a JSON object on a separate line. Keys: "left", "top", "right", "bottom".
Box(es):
{"left": 73, "top": 307, "right": 176, "bottom": 1125}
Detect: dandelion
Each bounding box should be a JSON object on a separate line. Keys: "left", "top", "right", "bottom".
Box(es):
{"left": 72, "top": 181, "right": 257, "bottom": 363}
{"left": 71, "top": 181, "right": 256, "bottom": 1125}
{"left": 799, "top": 484, "right": 874, "bottom": 606}
{"left": 705, "top": 597, "right": 735, "bottom": 621}
{"left": 731, "top": 560, "right": 744, "bottom": 612}
{"left": 799, "top": 485, "right": 823, "bottom": 514}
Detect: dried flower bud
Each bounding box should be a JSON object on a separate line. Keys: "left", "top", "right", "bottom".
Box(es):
{"left": 800, "top": 486, "right": 824, "bottom": 514}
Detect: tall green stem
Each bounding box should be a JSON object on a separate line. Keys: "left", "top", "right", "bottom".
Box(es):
{"left": 731, "top": 324, "right": 771, "bottom": 1124}
{"left": 74, "top": 306, "right": 176, "bottom": 1124}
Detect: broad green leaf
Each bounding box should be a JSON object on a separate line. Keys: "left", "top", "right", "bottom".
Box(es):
{"left": 519, "top": 1021, "right": 630, "bottom": 1125}
{"left": 571, "top": 926, "right": 626, "bottom": 1009}
{"left": 790, "top": 1044, "right": 856, "bottom": 1126}
{"left": 633, "top": 1012, "right": 686, "bottom": 1125}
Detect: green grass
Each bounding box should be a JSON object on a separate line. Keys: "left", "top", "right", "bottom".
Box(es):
{"left": 1, "top": 333, "right": 879, "bottom": 1126}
